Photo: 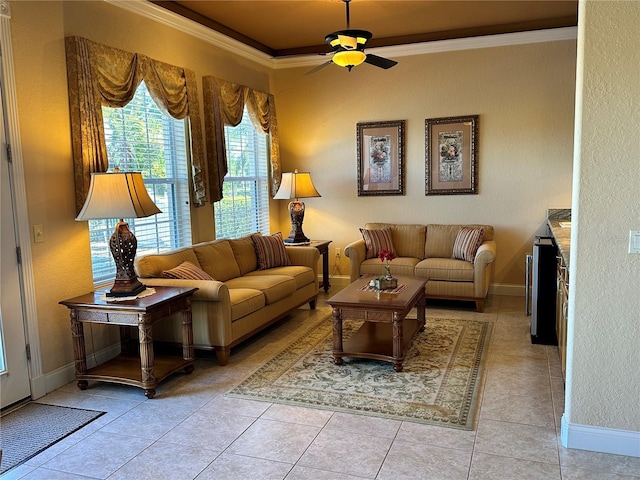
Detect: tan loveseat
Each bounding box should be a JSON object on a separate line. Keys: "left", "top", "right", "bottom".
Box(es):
{"left": 134, "top": 234, "right": 319, "bottom": 365}
{"left": 345, "top": 223, "right": 496, "bottom": 312}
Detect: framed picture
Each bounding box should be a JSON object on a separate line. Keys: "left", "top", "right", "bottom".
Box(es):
{"left": 357, "top": 120, "right": 405, "bottom": 196}
{"left": 425, "top": 115, "right": 478, "bottom": 195}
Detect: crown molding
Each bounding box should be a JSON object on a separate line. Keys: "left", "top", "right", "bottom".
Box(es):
{"left": 275, "top": 27, "right": 578, "bottom": 69}
{"left": 107, "top": 0, "right": 577, "bottom": 71}
{"left": 106, "top": 0, "right": 275, "bottom": 67}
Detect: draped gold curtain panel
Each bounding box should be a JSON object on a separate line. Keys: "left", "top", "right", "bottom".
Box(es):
{"left": 65, "top": 36, "right": 207, "bottom": 213}
{"left": 202, "top": 76, "right": 281, "bottom": 200}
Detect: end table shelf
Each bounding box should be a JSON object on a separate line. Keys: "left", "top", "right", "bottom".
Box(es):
{"left": 77, "top": 354, "right": 194, "bottom": 387}
{"left": 59, "top": 286, "right": 198, "bottom": 399}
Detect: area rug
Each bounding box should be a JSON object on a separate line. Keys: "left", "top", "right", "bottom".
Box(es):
{"left": 0, "top": 402, "right": 105, "bottom": 473}
{"left": 226, "top": 315, "right": 492, "bottom": 430}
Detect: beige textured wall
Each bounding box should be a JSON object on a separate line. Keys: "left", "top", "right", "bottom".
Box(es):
{"left": 9, "top": 0, "right": 273, "bottom": 373}
{"left": 273, "top": 41, "right": 576, "bottom": 286}
{"left": 567, "top": 0, "right": 640, "bottom": 431}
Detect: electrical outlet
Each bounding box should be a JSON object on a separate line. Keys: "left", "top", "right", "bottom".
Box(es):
{"left": 335, "top": 247, "right": 341, "bottom": 257}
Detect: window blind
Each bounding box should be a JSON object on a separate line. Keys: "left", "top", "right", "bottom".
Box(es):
{"left": 215, "top": 108, "right": 270, "bottom": 239}
{"left": 91, "top": 81, "right": 191, "bottom": 285}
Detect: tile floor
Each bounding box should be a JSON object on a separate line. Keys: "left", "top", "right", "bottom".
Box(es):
{"left": 3, "top": 293, "right": 640, "bottom": 479}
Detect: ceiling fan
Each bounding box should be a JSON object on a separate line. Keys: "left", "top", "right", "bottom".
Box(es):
{"left": 306, "top": 0, "right": 398, "bottom": 75}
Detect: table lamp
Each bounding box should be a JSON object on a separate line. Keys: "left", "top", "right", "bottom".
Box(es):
{"left": 76, "top": 169, "right": 161, "bottom": 297}
{"left": 273, "top": 169, "right": 321, "bottom": 244}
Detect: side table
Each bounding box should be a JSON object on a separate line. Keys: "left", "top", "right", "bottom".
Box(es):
{"left": 289, "top": 240, "right": 332, "bottom": 292}
{"left": 59, "top": 286, "right": 197, "bottom": 399}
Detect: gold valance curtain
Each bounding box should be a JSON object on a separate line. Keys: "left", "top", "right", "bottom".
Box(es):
{"left": 202, "top": 76, "right": 281, "bottom": 201}
{"left": 65, "top": 36, "right": 208, "bottom": 214}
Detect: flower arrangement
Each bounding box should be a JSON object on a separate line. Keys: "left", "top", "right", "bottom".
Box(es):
{"left": 378, "top": 249, "right": 396, "bottom": 279}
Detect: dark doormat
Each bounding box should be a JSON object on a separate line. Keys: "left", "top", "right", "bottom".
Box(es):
{"left": 0, "top": 402, "right": 105, "bottom": 474}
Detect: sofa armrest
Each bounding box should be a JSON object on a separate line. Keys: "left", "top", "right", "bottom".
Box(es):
{"left": 474, "top": 240, "right": 496, "bottom": 266}
{"left": 285, "top": 246, "right": 320, "bottom": 271}
{"left": 473, "top": 240, "right": 497, "bottom": 297}
{"left": 139, "top": 277, "right": 229, "bottom": 302}
{"left": 345, "top": 239, "right": 367, "bottom": 282}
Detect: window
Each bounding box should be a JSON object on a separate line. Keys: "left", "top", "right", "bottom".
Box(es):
{"left": 214, "top": 107, "right": 270, "bottom": 238}
{"left": 89, "top": 81, "right": 192, "bottom": 285}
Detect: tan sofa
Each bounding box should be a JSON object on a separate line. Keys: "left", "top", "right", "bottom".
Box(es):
{"left": 345, "top": 223, "right": 496, "bottom": 312}
{"left": 134, "top": 234, "right": 319, "bottom": 365}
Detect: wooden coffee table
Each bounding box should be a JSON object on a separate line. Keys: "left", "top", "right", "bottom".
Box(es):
{"left": 327, "top": 275, "right": 426, "bottom": 372}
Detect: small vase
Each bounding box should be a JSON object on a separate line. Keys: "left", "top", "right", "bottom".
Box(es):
{"left": 385, "top": 272, "right": 393, "bottom": 280}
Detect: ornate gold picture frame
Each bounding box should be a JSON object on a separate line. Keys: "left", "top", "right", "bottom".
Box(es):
{"left": 357, "top": 120, "right": 405, "bottom": 196}
{"left": 425, "top": 115, "right": 478, "bottom": 195}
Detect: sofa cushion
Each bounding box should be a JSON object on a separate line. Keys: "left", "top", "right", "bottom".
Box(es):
{"left": 246, "top": 265, "right": 315, "bottom": 290}
{"left": 424, "top": 224, "right": 463, "bottom": 259}
{"left": 229, "top": 235, "right": 259, "bottom": 275}
{"left": 415, "top": 258, "right": 475, "bottom": 282}
{"left": 452, "top": 227, "right": 485, "bottom": 262}
{"left": 360, "top": 227, "right": 396, "bottom": 259}
{"left": 225, "top": 275, "right": 296, "bottom": 304}
{"left": 364, "top": 223, "right": 426, "bottom": 259}
{"left": 229, "top": 288, "right": 265, "bottom": 321}
{"left": 162, "top": 261, "right": 213, "bottom": 281}
{"left": 193, "top": 240, "right": 241, "bottom": 281}
{"left": 251, "top": 233, "right": 292, "bottom": 270}
{"left": 134, "top": 247, "right": 201, "bottom": 278}
{"left": 360, "top": 257, "right": 420, "bottom": 278}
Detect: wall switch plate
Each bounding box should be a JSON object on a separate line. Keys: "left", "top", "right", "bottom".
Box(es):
{"left": 629, "top": 230, "right": 640, "bottom": 254}
{"left": 33, "top": 224, "right": 44, "bottom": 243}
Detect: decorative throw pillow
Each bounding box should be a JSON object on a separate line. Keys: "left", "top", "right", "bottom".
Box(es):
{"left": 360, "top": 227, "right": 396, "bottom": 259}
{"left": 251, "top": 232, "right": 292, "bottom": 270}
{"left": 162, "top": 261, "right": 214, "bottom": 280}
{"left": 452, "top": 227, "right": 485, "bottom": 262}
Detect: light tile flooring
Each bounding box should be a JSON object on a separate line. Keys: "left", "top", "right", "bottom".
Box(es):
{"left": 4, "top": 293, "right": 640, "bottom": 479}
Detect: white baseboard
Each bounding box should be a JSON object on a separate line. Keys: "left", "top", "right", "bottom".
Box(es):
{"left": 561, "top": 415, "right": 640, "bottom": 457}
{"left": 32, "top": 343, "right": 121, "bottom": 399}
{"left": 29, "top": 374, "right": 48, "bottom": 400}
{"left": 489, "top": 283, "right": 526, "bottom": 296}
{"left": 327, "top": 275, "right": 350, "bottom": 288}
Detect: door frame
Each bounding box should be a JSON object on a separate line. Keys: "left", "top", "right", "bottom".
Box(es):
{"left": 0, "top": 1, "right": 43, "bottom": 399}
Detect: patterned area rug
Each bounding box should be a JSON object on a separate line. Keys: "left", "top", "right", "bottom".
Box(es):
{"left": 0, "top": 402, "right": 105, "bottom": 473}
{"left": 227, "top": 315, "right": 492, "bottom": 430}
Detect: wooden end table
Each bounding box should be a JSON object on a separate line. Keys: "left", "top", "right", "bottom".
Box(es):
{"left": 290, "top": 240, "right": 332, "bottom": 292}
{"left": 59, "top": 286, "right": 197, "bottom": 399}
{"left": 327, "top": 276, "right": 426, "bottom": 372}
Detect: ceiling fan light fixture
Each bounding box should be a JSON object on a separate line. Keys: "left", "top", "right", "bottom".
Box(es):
{"left": 308, "top": 1, "right": 395, "bottom": 75}
{"left": 332, "top": 49, "right": 366, "bottom": 69}
{"left": 337, "top": 34, "right": 357, "bottom": 50}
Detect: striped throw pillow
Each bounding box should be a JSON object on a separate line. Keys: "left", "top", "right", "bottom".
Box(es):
{"left": 162, "top": 261, "right": 214, "bottom": 280}
{"left": 360, "top": 227, "right": 396, "bottom": 259}
{"left": 452, "top": 227, "right": 485, "bottom": 262}
{"left": 251, "top": 232, "right": 292, "bottom": 270}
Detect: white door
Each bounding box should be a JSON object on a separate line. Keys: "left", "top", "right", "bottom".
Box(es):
{"left": 0, "top": 64, "right": 31, "bottom": 409}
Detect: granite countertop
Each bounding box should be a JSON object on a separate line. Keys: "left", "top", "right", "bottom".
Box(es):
{"left": 547, "top": 208, "right": 571, "bottom": 268}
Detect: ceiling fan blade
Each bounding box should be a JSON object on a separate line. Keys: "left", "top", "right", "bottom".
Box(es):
{"left": 364, "top": 54, "right": 398, "bottom": 69}
{"left": 305, "top": 60, "right": 333, "bottom": 75}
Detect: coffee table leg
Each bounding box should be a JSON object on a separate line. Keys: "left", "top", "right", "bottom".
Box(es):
{"left": 417, "top": 295, "right": 426, "bottom": 332}
{"left": 332, "top": 307, "right": 344, "bottom": 365}
{"left": 393, "top": 312, "right": 404, "bottom": 372}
